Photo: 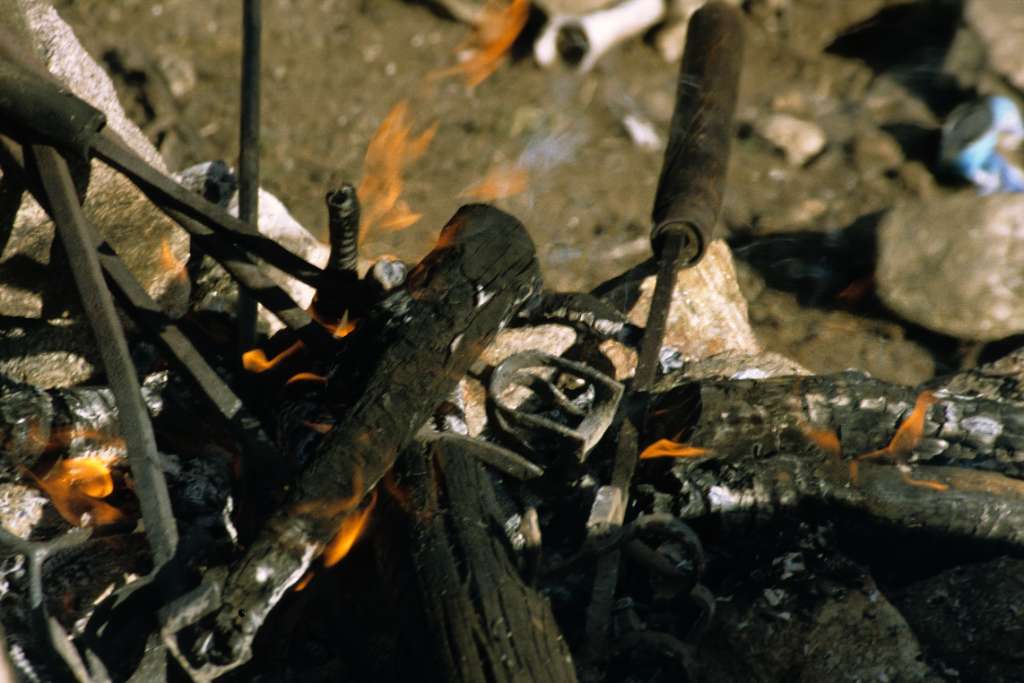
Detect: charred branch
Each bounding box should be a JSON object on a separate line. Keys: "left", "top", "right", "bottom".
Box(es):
{"left": 638, "top": 370, "right": 1024, "bottom": 544}
{"left": 163, "top": 204, "right": 543, "bottom": 679}
{"left": 399, "top": 436, "right": 578, "bottom": 683}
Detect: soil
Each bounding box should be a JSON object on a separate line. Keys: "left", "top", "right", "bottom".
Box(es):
{"left": 55, "top": 0, "right": 1012, "bottom": 386}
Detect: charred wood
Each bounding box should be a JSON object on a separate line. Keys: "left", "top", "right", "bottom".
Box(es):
{"left": 399, "top": 436, "right": 577, "bottom": 683}
{"left": 163, "top": 204, "right": 543, "bottom": 680}
{"left": 637, "top": 370, "right": 1024, "bottom": 545}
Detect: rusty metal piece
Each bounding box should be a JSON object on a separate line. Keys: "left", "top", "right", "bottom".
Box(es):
{"left": 27, "top": 144, "right": 179, "bottom": 569}
{"left": 635, "top": 1, "right": 744, "bottom": 390}
{"left": 326, "top": 184, "right": 361, "bottom": 275}
{"left": 488, "top": 350, "right": 624, "bottom": 462}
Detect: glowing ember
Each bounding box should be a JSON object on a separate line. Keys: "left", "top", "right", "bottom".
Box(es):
{"left": 25, "top": 457, "right": 125, "bottom": 527}
{"left": 640, "top": 439, "right": 711, "bottom": 460}
{"left": 302, "top": 420, "right": 334, "bottom": 435}
{"left": 158, "top": 238, "right": 188, "bottom": 281}
{"left": 322, "top": 490, "right": 377, "bottom": 568}
{"left": 800, "top": 424, "right": 841, "bottom": 460}
{"left": 459, "top": 162, "right": 529, "bottom": 201}
{"left": 357, "top": 101, "right": 438, "bottom": 241}
{"left": 433, "top": 0, "right": 530, "bottom": 88}
{"left": 286, "top": 372, "right": 328, "bottom": 387}
{"left": 242, "top": 340, "right": 304, "bottom": 373}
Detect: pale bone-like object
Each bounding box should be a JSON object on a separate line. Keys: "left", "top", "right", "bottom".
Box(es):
{"left": 534, "top": 0, "right": 666, "bottom": 71}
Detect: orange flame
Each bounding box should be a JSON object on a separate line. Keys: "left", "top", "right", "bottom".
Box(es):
{"left": 432, "top": 0, "right": 530, "bottom": 87}
{"left": 25, "top": 457, "right": 124, "bottom": 527}
{"left": 302, "top": 420, "right": 334, "bottom": 435}
{"left": 851, "top": 391, "right": 942, "bottom": 487}
{"left": 357, "top": 101, "right": 438, "bottom": 241}
{"left": 286, "top": 372, "right": 328, "bottom": 387}
{"left": 322, "top": 490, "right": 377, "bottom": 568}
{"left": 459, "top": 162, "right": 529, "bottom": 201}
{"left": 800, "top": 424, "right": 842, "bottom": 461}
{"left": 159, "top": 238, "right": 187, "bottom": 282}
{"left": 242, "top": 340, "right": 304, "bottom": 373}
{"left": 640, "top": 439, "right": 711, "bottom": 460}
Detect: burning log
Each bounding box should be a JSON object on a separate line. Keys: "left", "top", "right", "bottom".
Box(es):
{"left": 636, "top": 368, "right": 1024, "bottom": 543}
{"left": 163, "top": 204, "right": 543, "bottom": 680}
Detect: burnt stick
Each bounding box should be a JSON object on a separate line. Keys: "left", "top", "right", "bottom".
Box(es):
{"left": 164, "top": 204, "right": 543, "bottom": 680}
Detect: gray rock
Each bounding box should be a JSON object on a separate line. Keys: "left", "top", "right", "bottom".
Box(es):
{"left": 0, "top": 317, "right": 99, "bottom": 388}
{"left": 754, "top": 113, "right": 827, "bottom": 166}
{"left": 967, "top": 0, "right": 1024, "bottom": 92}
{"left": 0, "top": 0, "right": 190, "bottom": 381}
{"left": 876, "top": 193, "right": 1024, "bottom": 341}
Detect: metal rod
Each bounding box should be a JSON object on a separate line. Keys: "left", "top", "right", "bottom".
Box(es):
{"left": 237, "top": 0, "right": 262, "bottom": 352}
{"left": 0, "top": 136, "right": 282, "bottom": 466}
{"left": 326, "top": 184, "right": 360, "bottom": 275}
{"left": 28, "top": 144, "right": 179, "bottom": 568}
{"left": 91, "top": 130, "right": 324, "bottom": 287}
{"left": 87, "top": 133, "right": 334, "bottom": 352}
{"left": 634, "top": 1, "right": 744, "bottom": 390}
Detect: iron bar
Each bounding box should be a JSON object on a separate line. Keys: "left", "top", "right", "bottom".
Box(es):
{"left": 91, "top": 130, "right": 324, "bottom": 288}
{"left": 634, "top": 1, "right": 744, "bottom": 390}
{"left": 237, "top": 0, "right": 262, "bottom": 352}
{"left": 27, "top": 144, "right": 179, "bottom": 568}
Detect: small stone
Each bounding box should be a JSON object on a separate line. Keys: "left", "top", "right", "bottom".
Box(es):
{"left": 876, "top": 193, "right": 1024, "bottom": 341}
{"left": 966, "top": 0, "right": 1024, "bottom": 92}
{"left": 897, "top": 162, "right": 937, "bottom": 199}
{"left": 755, "top": 113, "right": 827, "bottom": 166}
{"left": 852, "top": 130, "right": 904, "bottom": 176}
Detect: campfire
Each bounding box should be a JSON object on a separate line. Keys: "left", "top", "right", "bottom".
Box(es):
{"left": 3, "top": 2, "right": 1024, "bottom": 682}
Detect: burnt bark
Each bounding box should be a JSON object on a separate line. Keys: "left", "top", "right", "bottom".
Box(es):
{"left": 638, "top": 370, "right": 1024, "bottom": 545}
{"left": 164, "top": 205, "right": 543, "bottom": 680}
{"left": 400, "top": 436, "right": 577, "bottom": 683}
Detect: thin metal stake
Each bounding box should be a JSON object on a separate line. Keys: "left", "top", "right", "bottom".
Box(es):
{"left": 238, "top": 0, "right": 262, "bottom": 353}
{"left": 29, "top": 145, "right": 179, "bottom": 568}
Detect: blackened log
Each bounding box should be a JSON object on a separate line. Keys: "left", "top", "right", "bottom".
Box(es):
{"left": 637, "top": 371, "right": 1024, "bottom": 545}
{"left": 399, "top": 437, "right": 577, "bottom": 683}
{"left": 164, "top": 204, "right": 543, "bottom": 680}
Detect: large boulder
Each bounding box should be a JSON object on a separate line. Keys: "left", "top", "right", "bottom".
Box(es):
{"left": 0, "top": 0, "right": 191, "bottom": 385}
{"left": 876, "top": 193, "right": 1024, "bottom": 341}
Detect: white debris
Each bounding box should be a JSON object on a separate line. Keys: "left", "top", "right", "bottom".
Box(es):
{"left": 754, "top": 113, "right": 827, "bottom": 166}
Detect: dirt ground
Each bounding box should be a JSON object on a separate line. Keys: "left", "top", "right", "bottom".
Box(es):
{"left": 56, "top": 0, "right": 1011, "bottom": 386}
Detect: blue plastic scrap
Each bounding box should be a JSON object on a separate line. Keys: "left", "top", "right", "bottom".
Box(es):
{"left": 940, "top": 95, "right": 1024, "bottom": 194}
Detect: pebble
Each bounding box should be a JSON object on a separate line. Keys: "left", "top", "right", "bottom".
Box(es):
{"left": 876, "top": 193, "right": 1024, "bottom": 341}
{"left": 852, "top": 130, "right": 904, "bottom": 177}
{"left": 755, "top": 113, "right": 827, "bottom": 166}
{"left": 966, "top": 0, "right": 1024, "bottom": 92}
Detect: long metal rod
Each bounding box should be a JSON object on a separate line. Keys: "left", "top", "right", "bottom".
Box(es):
{"left": 237, "top": 0, "right": 262, "bottom": 352}
{"left": 634, "top": 1, "right": 744, "bottom": 390}
{"left": 91, "top": 130, "right": 323, "bottom": 287}
{"left": 29, "top": 144, "right": 179, "bottom": 568}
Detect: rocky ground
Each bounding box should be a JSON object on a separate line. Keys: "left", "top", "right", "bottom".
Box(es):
{"left": 54, "top": 0, "right": 1024, "bottom": 387}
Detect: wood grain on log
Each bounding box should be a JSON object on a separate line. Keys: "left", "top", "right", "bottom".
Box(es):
{"left": 638, "top": 370, "right": 1024, "bottom": 545}
{"left": 164, "top": 205, "right": 543, "bottom": 680}
{"left": 400, "top": 436, "right": 577, "bottom": 683}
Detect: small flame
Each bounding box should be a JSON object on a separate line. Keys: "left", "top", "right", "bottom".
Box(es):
{"left": 800, "top": 424, "right": 842, "bottom": 461}
{"left": 322, "top": 490, "right": 377, "bottom": 568}
{"left": 459, "top": 162, "right": 529, "bottom": 201}
{"left": 25, "top": 457, "right": 124, "bottom": 527}
{"left": 358, "top": 101, "right": 438, "bottom": 241}
{"left": 432, "top": 0, "right": 530, "bottom": 87}
{"left": 302, "top": 420, "right": 334, "bottom": 435}
{"left": 159, "top": 239, "right": 187, "bottom": 281}
{"left": 851, "top": 391, "right": 940, "bottom": 485}
{"left": 640, "top": 439, "right": 711, "bottom": 460}
{"left": 887, "top": 391, "right": 936, "bottom": 455}
{"left": 242, "top": 340, "right": 304, "bottom": 373}
{"left": 286, "top": 372, "right": 328, "bottom": 387}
